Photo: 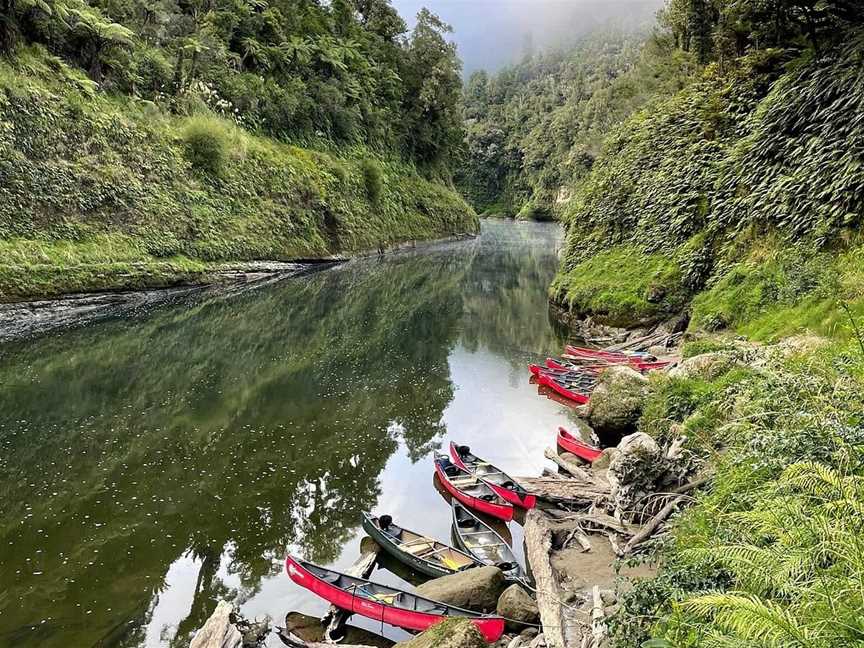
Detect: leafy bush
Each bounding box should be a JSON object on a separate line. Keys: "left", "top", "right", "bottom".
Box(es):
{"left": 612, "top": 343, "right": 864, "bottom": 647}
{"left": 361, "top": 158, "right": 383, "bottom": 204}
{"left": 181, "top": 114, "right": 231, "bottom": 174}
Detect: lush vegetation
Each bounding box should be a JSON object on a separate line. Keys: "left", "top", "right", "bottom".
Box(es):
{"left": 457, "top": 28, "right": 695, "bottom": 219}
{"left": 0, "top": 0, "right": 475, "bottom": 299}
{"left": 612, "top": 337, "right": 864, "bottom": 648}
{"left": 542, "top": 2, "right": 864, "bottom": 333}
{"left": 457, "top": 1, "right": 864, "bottom": 645}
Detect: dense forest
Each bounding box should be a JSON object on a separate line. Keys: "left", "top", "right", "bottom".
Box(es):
{"left": 464, "top": 1, "right": 864, "bottom": 647}
{"left": 0, "top": 0, "right": 476, "bottom": 298}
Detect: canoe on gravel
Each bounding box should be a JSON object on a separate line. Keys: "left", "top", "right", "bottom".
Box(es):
{"left": 556, "top": 427, "right": 602, "bottom": 462}
{"left": 361, "top": 512, "right": 479, "bottom": 579}
{"left": 434, "top": 454, "right": 514, "bottom": 521}
{"left": 451, "top": 500, "right": 526, "bottom": 583}
{"left": 449, "top": 442, "right": 535, "bottom": 509}
{"left": 285, "top": 555, "right": 505, "bottom": 642}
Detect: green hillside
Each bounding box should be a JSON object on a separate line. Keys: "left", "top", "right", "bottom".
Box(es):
{"left": 0, "top": 0, "right": 476, "bottom": 300}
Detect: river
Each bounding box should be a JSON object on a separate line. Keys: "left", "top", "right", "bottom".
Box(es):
{"left": 0, "top": 220, "right": 583, "bottom": 648}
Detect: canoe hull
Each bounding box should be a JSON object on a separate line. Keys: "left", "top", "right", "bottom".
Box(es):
{"left": 557, "top": 427, "right": 602, "bottom": 462}
{"left": 285, "top": 556, "right": 505, "bottom": 642}
{"left": 537, "top": 374, "right": 590, "bottom": 405}
{"left": 448, "top": 443, "right": 535, "bottom": 510}
{"left": 434, "top": 458, "right": 514, "bottom": 522}
{"left": 361, "top": 514, "right": 473, "bottom": 579}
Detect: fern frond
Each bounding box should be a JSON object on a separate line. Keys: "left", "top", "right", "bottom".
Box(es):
{"left": 680, "top": 592, "right": 812, "bottom": 647}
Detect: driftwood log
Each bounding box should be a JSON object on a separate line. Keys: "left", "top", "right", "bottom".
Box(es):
{"left": 623, "top": 496, "right": 685, "bottom": 554}
{"left": 322, "top": 540, "right": 381, "bottom": 641}
{"left": 543, "top": 449, "right": 593, "bottom": 481}
{"left": 515, "top": 477, "right": 610, "bottom": 507}
{"left": 524, "top": 510, "right": 584, "bottom": 648}
{"left": 191, "top": 601, "right": 243, "bottom": 648}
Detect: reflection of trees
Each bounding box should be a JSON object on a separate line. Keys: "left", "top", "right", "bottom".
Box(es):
{"left": 0, "top": 252, "right": 470, "bottom": 648}
{"left": 460, "top": 220, "right": 565, "bottom": 361}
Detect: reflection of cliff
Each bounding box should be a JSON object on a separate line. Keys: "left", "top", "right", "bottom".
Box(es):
{"left": 459, "top": 221, "right": 564, "bottom": 359}
{"left": 0, "top": 251, "right": 470, "bottom": 648}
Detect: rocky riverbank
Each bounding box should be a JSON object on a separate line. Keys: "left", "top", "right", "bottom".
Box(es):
{"left": 188, "top": 337, "right": 715, "bottom": 648}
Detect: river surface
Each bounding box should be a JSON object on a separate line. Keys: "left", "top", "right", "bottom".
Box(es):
{"left": 0, "top": 220, "right": 584, "bottom": 648}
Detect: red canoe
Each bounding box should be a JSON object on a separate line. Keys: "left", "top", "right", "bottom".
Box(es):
{"left": 557, "top": 427, "right": 602, "bottom": 462}
{"left": 285, "top": 556, "right": 505, "bottom": 642}
{"left": 529, "top": 363, "right": 580, "bottom": 377}
{"left": 449, "top": 442, "right": 536, "bottom": 509}
{"left": 537, "top": 373, "right": 594, "bottom": 405}
{"left": 564, "top": 344, "right": 645, "bottom": 362}
{"left": 551, "top": 356, "right": 671, "bottom": 373}
{"left": 434, "top": 454, "right": 514, "bottom": 521}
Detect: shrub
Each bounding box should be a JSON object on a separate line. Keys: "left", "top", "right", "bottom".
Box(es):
{"left": 181, "top": 115, "right": 230, "bottom": 174}
{"left": 361, "top": 158, "right": 383, "bottom": 203}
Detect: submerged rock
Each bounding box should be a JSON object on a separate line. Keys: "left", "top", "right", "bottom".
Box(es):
{"left": 496, "top": 584, "right": 540, "bottom": 630}
{"left": 415, "top": 566, "right": 506, "bottom": 612}
{"left": 395, "top": 618, "right": 486, "bottom": 648}
{"left": 586, "top": 366, "right": 649, "bottom": 437}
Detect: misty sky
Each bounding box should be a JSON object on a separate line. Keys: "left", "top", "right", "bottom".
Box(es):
{"left": 391, "top": 0, "right": 663, "bottom": 75}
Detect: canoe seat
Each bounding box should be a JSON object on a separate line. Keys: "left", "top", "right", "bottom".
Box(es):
{"left": 401, "top": 541, "right": 435, "bottom": 556}
{"left": 450, "top": 477, "right": 479, "bottom": 487}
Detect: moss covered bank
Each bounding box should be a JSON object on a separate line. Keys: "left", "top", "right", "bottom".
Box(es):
{"left": 0, "top": 47, "right": 478, "bottom": 301}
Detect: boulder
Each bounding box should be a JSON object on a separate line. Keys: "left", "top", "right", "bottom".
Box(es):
{"left": 668, "top": 352, "right": 736, "bottom": 381}
{"left": 647, "top": 345, "right": 668, "bottom": 358}
{"left": 496, "top": 584, "right": 540, "bottom": 631}
{"left": 590, "top": 447, "right": 619, "bottom": 470}
{"left": 607, "top": 432, "right": 667, "bottom": 517}
{"left": 415, "top": 566, "right": 506, "bottom": 613}
{"left": 586, "top": 366, "right": 650, "bottom": 437}
{"left": 395, "top": 618, "right": 486, "bottom": 648}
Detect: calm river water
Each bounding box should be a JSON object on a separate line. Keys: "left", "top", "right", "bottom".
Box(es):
{"left": 0, "top": 220, "right": 584, "bottom": 648}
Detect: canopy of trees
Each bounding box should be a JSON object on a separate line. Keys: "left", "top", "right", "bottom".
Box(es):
{"left": 457, "top": 28, "right": 694, "bottom": 219}
{"left": 0, "top": 0, "right": 464, "bottom": 169}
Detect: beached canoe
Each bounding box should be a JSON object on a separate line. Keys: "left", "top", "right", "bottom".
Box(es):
{"left": 537, "top": 373, "right": 596, "bottom": 405}
{"left": 434, "top": 454, "right": 514, "bottom": 521}
{"left": 550, "top": 356, "right": 671, "bottom": 373}
{"left": 449, "top": 442, "right": 536, "bottom": 509}
{"left": 557, "top": 427, "right": 602, "bottom": 462}
{"left": 361, "top": 512, "right": 479, "bottom": 579}
{"left": 451, "top": 500, "right": 526, "bottom": 583}
{"left": 285, "top": 555, "right": 505, "bottom": 642}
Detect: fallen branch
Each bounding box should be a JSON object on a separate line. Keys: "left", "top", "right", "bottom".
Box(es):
{"left": 546, "top": 510, "right": 639, "bottom": 537}
{"left": 590, "top": 586, "right": 606, "bottom": 648}
{"left": 562, "top": 525, "right": 592, "bottom": 552}
{"left": 672, "top": 474, "right": 712, "bottom": 494}
{"left": 544, "top": 448, "right": 594, "bottom": 481}
{"left": 624, "top": 496, "right": 685, "bottom": 554}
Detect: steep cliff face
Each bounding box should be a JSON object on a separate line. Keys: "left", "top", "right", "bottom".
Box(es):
{"left": 552, "top": 36, "right": 864, "bottom": 338}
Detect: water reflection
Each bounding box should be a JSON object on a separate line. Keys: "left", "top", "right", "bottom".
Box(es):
{"left": 0, "top": 220, "right": 573, "bottom": 648}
